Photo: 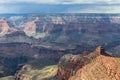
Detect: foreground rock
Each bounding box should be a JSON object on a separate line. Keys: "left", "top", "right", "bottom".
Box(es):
{"left": 57, "top": 46, "right": 120, "bottom": 80}
{"left": 15, "top": 65, "right": 58, "bottom": 80}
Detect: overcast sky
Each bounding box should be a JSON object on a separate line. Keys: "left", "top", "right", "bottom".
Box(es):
{"left": 0, "top": 0, "right": 120, "bottom": 13}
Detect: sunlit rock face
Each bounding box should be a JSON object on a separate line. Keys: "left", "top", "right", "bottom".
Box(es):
{"left": 0, "top": 18, "right": 18, "bottom": 36}
{"left": 0, "top": 19, "right": 10, "bottom": 35}
{"left": 24, "top": 21, "right": 36, "bottom": 36}
{"left": 57, "top": 46, "right": 120, "bottom": 80}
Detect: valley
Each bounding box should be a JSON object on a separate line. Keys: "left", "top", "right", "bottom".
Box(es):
{"left": 0, "top": 14, "right": 120, "bottom": 80}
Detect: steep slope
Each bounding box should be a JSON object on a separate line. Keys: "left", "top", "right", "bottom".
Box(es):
{"left": 24, "top": 21, "right": 36, "bottom": 36}
{"left": 24, "top": 18, "right": 47, "bottom": 39}
{"left": 0, "top": 19, "right": 17, "bottom": 36}
{"left": 0, "top": 19, "right": 10, "bottom": 35}
{"left": 57, "top": 46, "right": 120, "bottom": 80}
{"left": 72, "top": 54, "right": 120, "bottom": 80}
{"left": 0, "top": 19, "right": 9, "bottom": 34}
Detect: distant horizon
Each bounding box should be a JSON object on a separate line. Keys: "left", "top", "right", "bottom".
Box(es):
{"left": 0, "top": 12, "right": 120, "bottom": 14}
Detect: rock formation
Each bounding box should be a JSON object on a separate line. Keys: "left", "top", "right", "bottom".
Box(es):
{"left": 24, "top": 21, "right": 36, "bottom": 36}
{"left": 0, "top": 19, "right": 17, "bottom": 36}
{"left": 15, "top": 65, "right": 58, "bottom": 80}
{"left": 57, "top": 46, "right": 120, "bottom": 80}
{"left": 0, "top": 19, "right": 10, "bottom": 35}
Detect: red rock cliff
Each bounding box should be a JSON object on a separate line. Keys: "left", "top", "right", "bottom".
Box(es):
{"left": 57, "top": 46, "right": 120, "bottom": 80}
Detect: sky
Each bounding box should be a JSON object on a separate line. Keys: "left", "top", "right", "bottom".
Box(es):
{"left": 0, "top": 0, "right": 120, "bottom": 13}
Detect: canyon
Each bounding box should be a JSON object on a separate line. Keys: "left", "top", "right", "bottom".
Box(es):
{"left": 0, "top": 14, "right": 120, "bottom": 80}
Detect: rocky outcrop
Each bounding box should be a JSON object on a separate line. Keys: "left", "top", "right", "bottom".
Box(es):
{"left": 15, "top": 65, "right": 58, "bottom": 80}
{"left": 23, "top": 20, "right": 48, "bottom": 38}
{"left": 57, "top": 46, "right": 120, "bottom": 80}
{"left": 15, "top": 65, "right": 32, "bottom": 80}
{"left": 24, "top": 21, "right": 36, "bottom": 36}
{"left": 0, "top": 19, "right": 10, "bottom": 35}
{"left": 73, "top": 55, "right": 120, "bottom": 80}
{"left": 0, "top": 19, "right": 17, "bottom": 36}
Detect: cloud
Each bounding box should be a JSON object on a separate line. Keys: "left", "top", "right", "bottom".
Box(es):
{"left": 0, "top": 3, "right": 120, "bottom": 13}
{"left": 0, "top": 3, "right": 22, "bottom": 13}
{"left": 0, "top": 0, "right": 120, "bottom": 4}
{"left": 74, "top": 5, "right": 120, "bottom": 13}
{"left": 0, "top": 0, "right": 120, "bottom": 13}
